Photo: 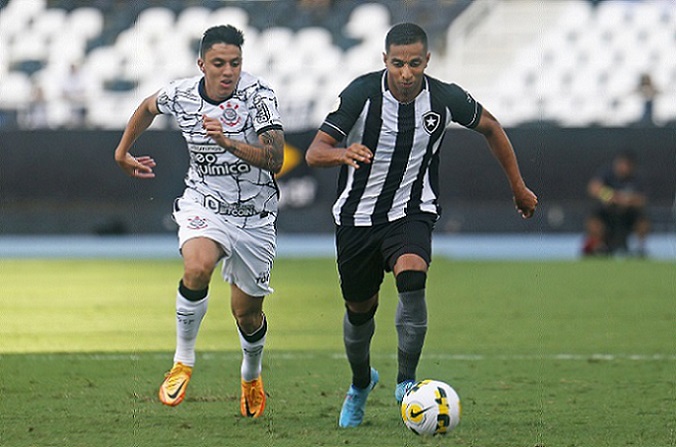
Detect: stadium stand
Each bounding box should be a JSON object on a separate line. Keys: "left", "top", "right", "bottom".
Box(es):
{"left": 0, "top": 0, "right": 674, "bottom": 130}
{"left": 483, "top": 0, "right": 676, "bottom": 127}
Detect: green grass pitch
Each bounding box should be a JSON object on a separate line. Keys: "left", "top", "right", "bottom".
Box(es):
{"left": 0, "top": 258, "right": 674, "bottom": 446}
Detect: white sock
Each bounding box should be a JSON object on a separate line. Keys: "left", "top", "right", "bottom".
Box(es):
{"left": 238, "top": 315, "right": 267, "bottom": 382}
{"left": 173, "top": 292, "right": 208, "bottom": 367}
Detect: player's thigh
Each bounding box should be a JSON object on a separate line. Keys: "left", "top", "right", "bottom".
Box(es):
{"left": 336, "top": 225, "right": 385, "bottom": 302}
{"left": 174, "top": 197, "right": 230, "bottom": 257}
{"left": 623, "top": 208, "right": 647, "bottom": 230}
{"left": 221, "top": 224, "right": 276, "bottom": 297}
{"left": 382, "top": 214, "right": 434, "bottom": 272}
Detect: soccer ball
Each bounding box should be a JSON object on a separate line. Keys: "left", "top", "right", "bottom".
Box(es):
{"left": 400, "top": 379, "right": 461, "bottom": 436}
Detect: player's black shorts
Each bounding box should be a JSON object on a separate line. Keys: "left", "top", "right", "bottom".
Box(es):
{"left": 593, "top": 206, "right": 645, "bottom": 229}
{"left": 335, "top": 213, "right": 436, "bottom": 302}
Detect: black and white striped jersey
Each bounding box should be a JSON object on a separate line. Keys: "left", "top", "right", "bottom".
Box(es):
{"left": 319, "top": 70, "right": 483, "bottom": 227}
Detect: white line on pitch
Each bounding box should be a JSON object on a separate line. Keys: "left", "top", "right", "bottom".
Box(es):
{"left": 2, "top": 352, "right": 675, "bottom": 361}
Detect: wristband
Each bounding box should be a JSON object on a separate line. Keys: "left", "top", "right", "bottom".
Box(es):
{"left": 599, "top": 186, "right": 614, "bottom": 203}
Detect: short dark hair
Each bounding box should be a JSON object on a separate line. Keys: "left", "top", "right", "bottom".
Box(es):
{"left": 385, "top": 23, "right": 428, "bottom": 52}
{"left": 200, "top": 25, "right": 244, "bottom": 57}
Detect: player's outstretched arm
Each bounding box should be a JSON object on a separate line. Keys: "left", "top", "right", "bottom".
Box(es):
{"left": 305, "top": 130, "right": 373, "bottom": 169}
{"left": 202, "top": 115, "right": 285, "bottom": 173}
{"left": 114, "top": 94, "right": 159, "bottom": 179}
{"left": 474, "top": 108, "right": 537, "bottom": 219}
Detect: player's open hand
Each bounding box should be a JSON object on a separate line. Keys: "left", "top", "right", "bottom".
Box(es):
{"left": 513, "top": 185, "right": 538, "bottom": 219}
{"left": 116, "top": 153, "right": 156, "bottom": 179}
{"left": 342, "top": 143, "right": 373, "bottom": 169}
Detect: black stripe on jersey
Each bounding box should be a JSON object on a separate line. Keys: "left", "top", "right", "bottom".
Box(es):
{"left": 372, "top": 102, "right": 416, "bottom": 221}
{"left": 406, "top": 84, "right": 448, "bottom": 216}
{"left": 337, "top": 93, "right": 383, "bottom": 226}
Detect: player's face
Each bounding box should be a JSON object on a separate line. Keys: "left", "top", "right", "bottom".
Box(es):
{"left": 614, "top": 157, "right": 635, "bottom": 179}
{"left": 198, "top": 43, "right": 242, "bottom": 101}
{"left": 384, "top": 41, "right": 430, "bottom": 103}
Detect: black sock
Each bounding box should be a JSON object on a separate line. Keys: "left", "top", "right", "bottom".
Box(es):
{"left": 343, "top": 306, "right": 377, "bottom": 389}
{"left": 178, "top": 280, "right": 208, "bottom": 302}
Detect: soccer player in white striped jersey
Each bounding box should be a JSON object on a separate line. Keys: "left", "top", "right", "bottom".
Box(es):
{"left": 306, "top": 22, "right": 538, "bottom": 428}
{"left": 114, "top": 25, "right": 284, "bottom": 418}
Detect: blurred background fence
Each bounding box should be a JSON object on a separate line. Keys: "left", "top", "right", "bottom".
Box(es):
{"left": 0, "top": 127, "right": 674, "bottom": 235}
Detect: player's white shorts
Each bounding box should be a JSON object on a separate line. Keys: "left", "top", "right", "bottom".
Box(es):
{"left": 173, "top": 196, "right": 276, "bottom": 297}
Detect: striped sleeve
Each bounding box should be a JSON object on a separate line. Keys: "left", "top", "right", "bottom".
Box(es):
{"left": 319, "top": 72, "right": 377, "bottom": 141}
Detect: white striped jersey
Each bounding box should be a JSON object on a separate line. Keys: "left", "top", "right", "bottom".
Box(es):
{"left": 156, "top": 73, "right": 283, "bottom": 228}
{"left": 319, "top": 70, "right": 483, "bottom": 227}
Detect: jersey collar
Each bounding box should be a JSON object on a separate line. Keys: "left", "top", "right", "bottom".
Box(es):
{"left": 198, "top": 77, "right": 235, "bottom": 105}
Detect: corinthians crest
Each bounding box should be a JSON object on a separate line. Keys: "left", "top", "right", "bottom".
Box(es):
{"left": 219, "top": 102, "right": 241, "bottom": 127}
{"left": 422, "top": 111, "right": 441, "bottom": 135}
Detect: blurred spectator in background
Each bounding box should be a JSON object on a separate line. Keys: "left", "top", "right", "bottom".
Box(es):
{"left": 583, "top": 150, "right": 650, "bottom": 257}
{"left": 287, "top": 0, "right": 334, "bottom": 30}
{"left": 636, "top": 72, "right": 659, "bottom": 126}
{"left": 61, "top": 63, "right": 88, "bottom": 128}
{"left": 298, "top": 0, "right": 332, "bottom": 17}
{"left": 24, "top": 85, "right": 50, "bottom": 129}
{"left": 588, "top": 0, "right": 606, "bottom": 8}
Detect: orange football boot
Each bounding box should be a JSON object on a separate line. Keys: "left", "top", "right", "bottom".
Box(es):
{"left": 240, "top": 376, "right": 266, "bottom": 418}
{"left": 158, "top": 362, "right": 192, "bottom": 406}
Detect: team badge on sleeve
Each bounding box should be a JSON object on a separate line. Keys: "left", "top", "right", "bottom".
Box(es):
{"left": 253, "top": 94, "right": 272, "bottom": 124}
{"left": 187, "top": 216, "right": 208, "bottom": 230}
{"left": 422, "top": 111, "right": 441, "bottom": 135}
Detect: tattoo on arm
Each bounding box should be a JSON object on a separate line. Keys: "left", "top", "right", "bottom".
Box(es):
{"left": 261, "top": 129, "right": 285, "bottom": 173}
{"left": 227, "top": 129, "right": 285, "bottom": 173}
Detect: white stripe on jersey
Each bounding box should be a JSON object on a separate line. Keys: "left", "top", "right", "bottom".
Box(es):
{"left": 419, "top": 137, "right": 444, "bottom": 215}
{"left": 351, "top": 94, "right": 398, "bottom": 226}
{"left": 387, "top": 91, "right": 434, "bottom": 222}
{"left": 332, "top": 100, "right": 371, "bottom": 224}
{"left": 331, "top": 166, "right": 355, "bottom": 222}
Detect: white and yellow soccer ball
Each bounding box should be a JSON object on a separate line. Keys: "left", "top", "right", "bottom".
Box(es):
{"left": 400, "top": 379, "right": 461, "bottom": 436}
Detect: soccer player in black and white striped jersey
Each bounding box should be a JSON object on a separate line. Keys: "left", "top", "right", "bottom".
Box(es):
{"left": 306, "top": 22, "right": 538, "bottom": 428}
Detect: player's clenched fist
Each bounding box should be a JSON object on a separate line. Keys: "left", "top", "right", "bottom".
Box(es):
{"left": 513, "top": 185, "right": 538, "bottom": 219}
{"left": 202, "top": 114, "right": 226, "bottom": 145}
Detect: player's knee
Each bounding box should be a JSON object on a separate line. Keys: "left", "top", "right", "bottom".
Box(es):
{"left": 233, "top": 309, "right": 264, "bottom": 334}
{"left": 183, "top": 262, "right": 215, "bottom": 290}
{"left": 396, "top": 270, "right": 427, "bottom": 293}
{"left": 346, "top": 302, "right": 378, "bottom": 326}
